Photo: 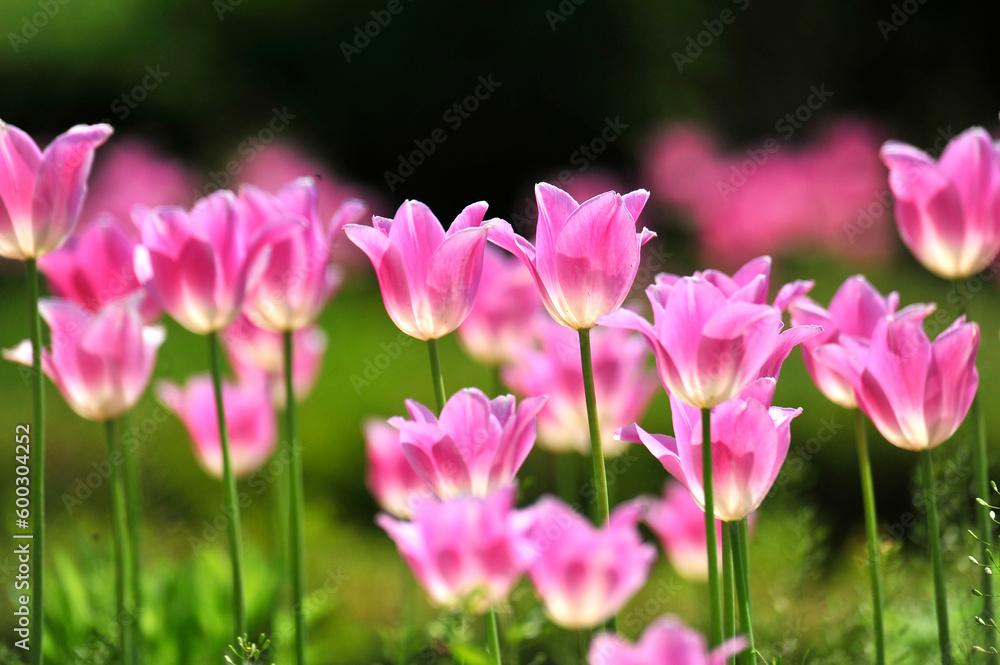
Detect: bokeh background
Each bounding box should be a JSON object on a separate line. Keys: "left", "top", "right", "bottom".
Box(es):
{"left": 2, "top": 0, "right": 1000, "bottom": 663}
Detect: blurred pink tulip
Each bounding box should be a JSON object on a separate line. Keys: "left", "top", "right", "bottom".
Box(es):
{"left": 377, "top": 485, "right": 522, "bottom": 612}
{"left": 81, "top": 137, "right": 194, "bottom": 226}
{"left": 589, "top": 616, "right": 746, "bottom": 665}
{"left": 157, "top": 375, "right": 277, "bottom": 478}
{"left": 239, "top": 178, "right": 367, "bottom": 331}
{"left": 38, "top": 216, "right": 159, "bottom": 321}
{"left": 853, "top": 304, "right": 979, "bottom": 451}
{"left": 644, "top": 482, "right": 723, "bottom": 581}
{"left": 457, "top": 247, "right": 544, "bottom": 365}
{"left": 789, "top": 275, "right": 899, "bottom": 409}
{"left": 222, "top": 314, "right": 327, "bottom": 406}
{"left": 490, "top": 182, "right": 655, "bottom": 330}
{"left": 344, "top": 200, "right": 494, "bottom": 340}
{"left": 501, "top": 320, "right": 657, "bottom": 456}
{"left": 3, "top": 296, "right": 164, "bottom": 421}
{"left": 881, "top": 127, "right": 1000, "bottom": 279}
{"left": 389, "top": 388, "right": 546, "bottom": 498}
{"left": 514, "top": 497, "right": 656, "bottom": 629}
{"left": 133, "top": 190, "right": 292, "bottom": 334}
{"left": 364, "top": 417, "right": 434, "bottom": 519}
{"left": 617, "top": 378, "right": 801, "bottom": 521}
{"left": 601, "top": 274, "right": 818, "bottom": 409}
{"left": 0, "top": 121, "right": 113, "bottom": 260}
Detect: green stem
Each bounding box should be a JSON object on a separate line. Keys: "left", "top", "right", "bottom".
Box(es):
{"left": 702, "top": 407, "right": 722, "bottom": 647}
{"left": 578, "top": 330, "right": 610, "bottom": 524}
{"left": 486, "top": 607, "right": 502, "bottom": 665}
{"left": 284, "top": 331, "right": 307, "bottom": 665}
{"left": 920, "top": 449, "right": 951, "bottom": 665}
{"left": 855, "top": 412, "right": 885, "bottom": 665}
{"left": 270, "top": 425, "right": 289, "bottom": 637}
{"left": 26, "top": 259, "right": 45, "bottom": 665}
{"left": 121, "top": 410, "right": 144, "bottom": 665}
{"left": 722, "top": 521, "right": 736, "bottom": 649}
{"left": 208, "top": 331, "right": 247, "bottom": 642}
{"left": 954, "top": 279, "right": 994, "bottom": 655}
{"left": 398, "top": 565, "right": 414, "bottom": 665}
{"left": 730, "top": 521, "right": 755, "bottom": 665}
{"left": 427, "top": 338, "right": 447, "bottom": 412}
{"left": 105, "top": 418, "right": 135, "bottom": 665}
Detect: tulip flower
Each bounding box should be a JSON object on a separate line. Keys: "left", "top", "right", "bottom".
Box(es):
{"left": 223, "top": 314, "right": 327, "bottom": 406}
{"left": 0, "top": 120, "right": 113, "bottom": 260}
{"left": 344, "top": 199, "right": 494, "bottom": 341}
{"left": 601, "top": 275, "right": 819, "bottom": 409}
{"left": 377, "top": 485, "right": 522, "bottom": 612}
{"left": 3, "top": 296, "right": 164, "bottom": 422}
{"left": 589, "top": 616, "right": 746, "bottom": 665}
{"left": 514, "top": 497, "right": 656, "bottom": 629}
{"left": 38, "top": 216, "right": 160, "bottom": 322}
{"left": 157, "top": 375, "right": 277, "bottom": 479}
{"left": 789, "top": 275, "right": 899, "bottom": 410}
{"left": 881, "top": 127, "right": 1000, "bottom": 280}
{"left": 132, "top": 190, "right": 293, "bottom": 335}
{"left": 364, "top": 418, "right": 434, "bottom": 518}
{"left": 458, "top": 247, "right": 544, "bottom": 365}
{"left": 239, "top": 178, "right": 368, "bottom": 331}
{"left": 656, "top": 255, "right": 814, "bottom": 312}
{"left": 644, "top": 482, "right": 724, "bottom": 581}
{"left": 617, "top": 378, "right": 800, "bottom": 522}
{"left": 854, "top": 304, "right": 979, "bottom": 452}
{"left": 501, "top": 320, "right": 657, "bottom": 457}
{"left": 389, "top": 388, "right": 546, "bottom": 499}
{"left": 488, "top": 182, "right": 655, "bottom": 330}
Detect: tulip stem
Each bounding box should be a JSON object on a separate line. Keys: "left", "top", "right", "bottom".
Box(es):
{"left": 121, "top": 410, "right": 144, "bottom": 665}
{"left": 208, "top": 332, "right": 248, "bottom": 643}
{"left": 855, "top": 412, "right": 885, "bottom": 665}
{"left": 920, "top": 448, "right": 951, "bottom": 665}
{"left": 578, "top": 330, "right": 610, "bottom": 523}
{"left": 427, "top": 338, "right": 447, "bottom": 412}
{"left": 25, "top": 258, "right": 45, "bottom": 665}
{"left": 486, "top": 607, "right": 502, "bottom": 665}
{"left": 105, "top": 418, "right": 135, "bottom": 665}
{"left": 284, "top": 331, "right": 308, "bottom": 665}
{"left": 730, "top": 521, "right": 755, "bottom": 664}
{"left": 722, "top": 521, "right": 736, "bottom": 647}
{"left": 701, "top": 407, "right": 723, "bottom": 647}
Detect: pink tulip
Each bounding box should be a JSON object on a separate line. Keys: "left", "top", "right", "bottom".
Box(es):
{"left": 658, "top": 255, "right": 814, "bottom": 311}
{"left": 2, "top": 296, "right": 164, "bottom": 421}
{"left": 601, "top": 274, "right": 818, "bottom": 409}
{"left": 853, "top": 304, "right": 979, "bottom": 451}
{"left": 38, "top": 216, "right": 159, "bottom": 322}
{"left": 489, "top": 182, "right": 655, "bottom": 330}
{"left": 501, "top": 320, "right": 657, "bottom": 456}
{"left": 589, "top": 616, "right": 746, "bottom": 665}
{"left": 344, "top": 200, "right": 494, "bottom": 340}
{"left": 133, "top": 190, "right": 291, "bottom": 334}
{"left": 617, "top": 378, "right": 801, "bottom": 521}
{"left": 514, "top": 497, "right": 656, "bottom": 629}
{"left": 222, "top": 314, "right": 327, "bottom": 406}
{"left": 457, "top": 247, "right": 544, "bottom": 365}
{"left": 881, "top": 127, "right": 1000, "bottom": 279}
{"left": 389, "top": 388, "right": 546, "bottom": 498}
{"left": 157, "top": 375, "right": 277, "bottom": 478}
{"left": 644, "top": 482, "right": 723, "bottom": 581}
{"left": 80, "top": 137, "right": 194, "bottom": 226}
{"left": 364, "top": 417, "right": 434, "bottom": 519}
{"left": 789, "top": 275, "right": 899, "bottom": 409}
{"left": 377, "top": 485, "right": 522, "bottom": 612}
{"left": 239, "top": 178, "right": 368, "bottom": 331}
{"left": 0, "top": 121, "right": 113, "bottom": 260}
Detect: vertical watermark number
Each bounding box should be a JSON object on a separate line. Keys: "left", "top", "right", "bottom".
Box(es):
{"left": 13, "top": 424, "right": 32, "bottom": 652}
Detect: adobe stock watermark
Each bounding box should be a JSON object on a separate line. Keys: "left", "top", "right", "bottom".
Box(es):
{"left": 715, "top": 83, "right": 834, "bottom": 201}
{"left": 340, "top": 0, "right": 416, "bottom": 63}
{"left": 544, "top": 0, "right": 586, "bottom": 31}
{"left": 382, "top": 74, "right": 501, "bottom": 192}
{"left": 8, "top": 0, "right": 71, "bottom": 54}
{"left": 877, "top": 0, "right": 931, "bottom": 41}
{"left": 349, "top": 331, "right": 416, "bottom": 395}
{"left": 672, "top": 0, "right": 751, "bottom": 73}
{"left": 92, "top": 65, "right": 170, "bottom": 122}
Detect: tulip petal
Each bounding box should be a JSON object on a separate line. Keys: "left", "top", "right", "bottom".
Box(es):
{"left": 0, "top": 122, "right": 42, "bottom": 258}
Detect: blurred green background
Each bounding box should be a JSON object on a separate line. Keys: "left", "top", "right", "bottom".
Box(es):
{"left": 2, "top": 0, "right": 1000, "bottom": 663}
